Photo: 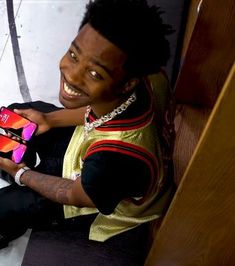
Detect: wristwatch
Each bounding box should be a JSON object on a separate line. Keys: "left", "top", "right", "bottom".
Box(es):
{"left": 14, "top": 166, "right": 31, "bottom": 186}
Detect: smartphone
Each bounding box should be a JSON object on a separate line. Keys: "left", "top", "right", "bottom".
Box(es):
{"left": 0, "top": 106, "right": 37, "bottom": 141}
{"left": 0, "top": 134, "right": 27, "bottom": 163}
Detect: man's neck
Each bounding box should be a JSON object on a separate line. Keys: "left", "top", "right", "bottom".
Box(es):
{"left": 90, "top": 94, "right": 131, "bottom": 118}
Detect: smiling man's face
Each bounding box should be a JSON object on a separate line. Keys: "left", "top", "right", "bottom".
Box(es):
{"left": 59, "top": 23, "right": 130, "bottom": 116}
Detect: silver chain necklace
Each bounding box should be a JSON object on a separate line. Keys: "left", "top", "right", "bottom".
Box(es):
{"left": 84, "top": 92, "right": 137, "bottom": 139}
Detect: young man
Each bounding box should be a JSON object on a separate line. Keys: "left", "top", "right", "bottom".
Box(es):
{"left": 0, "top": 0, "right": 175, "bottom": 252}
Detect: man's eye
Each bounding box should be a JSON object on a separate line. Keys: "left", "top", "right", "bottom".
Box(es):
{"left": 69, "top": 50, "right": 77, "bottom": 60}
{"left": 89, "top": 70, "right": 103, "bottom": 80}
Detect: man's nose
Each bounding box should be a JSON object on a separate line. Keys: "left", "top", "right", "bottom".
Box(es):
{"left": 68, "top": 62, "right": 86, "bottom": 85}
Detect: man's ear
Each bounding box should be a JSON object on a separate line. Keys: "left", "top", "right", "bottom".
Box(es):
{"left": 122, "top": 78, "right": 140, "bottom": 94}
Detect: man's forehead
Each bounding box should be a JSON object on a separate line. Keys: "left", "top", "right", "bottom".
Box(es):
{"left": 75, "top": 24, "right": 127, "bottom": 62}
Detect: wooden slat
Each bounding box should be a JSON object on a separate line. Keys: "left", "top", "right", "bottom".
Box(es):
{"left": 173, "top": 104, "right": 211, "bottom": 185}
{"left": 145, "top": 64, "right": 235, "bottom": 266}
{"left": 181, "top": 0, "right": 201, "bottom": 59}
{"left": 175, "top": 0, "right": 235, "bottom": 107}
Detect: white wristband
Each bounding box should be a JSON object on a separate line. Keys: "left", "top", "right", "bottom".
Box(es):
{"left": 14, "top": 167, "right": 30, "bottom": 186}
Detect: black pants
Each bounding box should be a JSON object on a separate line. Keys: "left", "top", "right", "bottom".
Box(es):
{"left": 0, "top": 101, "right": 75, "bottom": 245}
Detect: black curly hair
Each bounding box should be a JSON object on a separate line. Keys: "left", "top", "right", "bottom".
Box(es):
{"left": 80, "top": 0, "right": 173, "bottom": 77}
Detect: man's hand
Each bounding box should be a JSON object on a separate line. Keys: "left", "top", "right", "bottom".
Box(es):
{"left": 14, "top": 108, "right": 51, "bottom": 136}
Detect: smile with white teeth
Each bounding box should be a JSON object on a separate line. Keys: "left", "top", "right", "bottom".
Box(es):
{"left": 64, "top": 82, "right": 82, "bottom": 96}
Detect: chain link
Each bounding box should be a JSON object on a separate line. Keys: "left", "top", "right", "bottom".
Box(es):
{"left": 84, "top": 92, "right": 136, "bottom": 139}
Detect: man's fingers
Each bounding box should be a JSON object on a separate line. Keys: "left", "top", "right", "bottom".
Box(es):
{"left": 14, "top": 108, "right": 30, "bottom": 116}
